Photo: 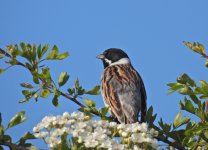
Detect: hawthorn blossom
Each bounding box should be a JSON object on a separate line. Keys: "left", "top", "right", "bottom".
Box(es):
{"left": 33, "top": 111, "right": 159, "bottom": 149}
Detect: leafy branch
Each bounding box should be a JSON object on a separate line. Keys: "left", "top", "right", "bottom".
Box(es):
{"left": 0, "top": 43, "right": 111, "bottom": 119}
{"left": 145, "top": 41, "right": 208, "bottom": 150}
{"left": 0, "top": 112, "right": 37, "bottom": 150}
{"left": 0, "top": 42, "right": 208, "bottom": 149}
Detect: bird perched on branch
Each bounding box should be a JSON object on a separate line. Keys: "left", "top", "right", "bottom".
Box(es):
{"left": 97, "top": 48, "right": 147, "bottom": 123}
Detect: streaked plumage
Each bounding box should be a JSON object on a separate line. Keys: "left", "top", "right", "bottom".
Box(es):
{"left": 97, "top": 48, "right": 147, "bottom": 124}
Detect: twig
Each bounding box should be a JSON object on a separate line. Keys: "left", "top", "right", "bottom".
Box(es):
{"left": 151, "top": 124, "right": 186, "bottom": 150}
{"left": 0, "top": 48, "right": 103, "bottom": 118}
{"left": 0, "top": 141, "right": 13, "bottom": 150}
{"left": 155, "top": 136, "right": 185, "bottom": 150}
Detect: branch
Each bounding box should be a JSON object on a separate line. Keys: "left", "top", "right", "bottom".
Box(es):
{"left": 0, "top": 140, "right": 31, "bottom": 150}
{"left": 0, "top": 140, "right": 13, "bottom": 150}
{"left": 0, "top": 48, "right": 105, "bottom": 118}
{"left": 0, "top": 48, "right": 28, "bottom": 70}
{"left": 150, "top": 124, "right": 186, "bottom": 150}
{"left": 155, "top": 136, "right": 185, "bottom": 150}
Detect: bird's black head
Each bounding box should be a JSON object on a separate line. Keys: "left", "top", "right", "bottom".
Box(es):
{"left": 97, "top": 48, "right": 130, "bottom": 68}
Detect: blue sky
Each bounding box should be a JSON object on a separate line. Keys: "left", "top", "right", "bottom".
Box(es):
{"left": 1, "top": 0, "right": 208, "bottom": 149}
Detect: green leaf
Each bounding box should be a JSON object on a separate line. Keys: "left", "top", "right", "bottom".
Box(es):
{"left": 30, "top": 44, "right": 36, "bottom": 61}
{"left": 0, "top": 125, "right": 4, "bottom": 137}
{"left": 179, "top": 100, "right": 185, "bottom": 109}
{"left": 41, "top": 44, "right": 50, "bottom": 59}
{"left": 195, "top": 109, "right": 206, "bottom": 120}
{"left": 84, "top": 98, "right": 96, "bottom": 107}
{"left": 183, "top": 97, "right": 195, "bottom": 114}
{"left": 41, "top": 67, "right": 52, "bottom": 83}
{"left": 0, "top": 68, "right": 5, "bottom": 74}
{"left": 34, "top": 93, "right": 39, "bottom": 101}
{"left": 7, "top": 111, "right": 28, "bottom": 129}
{"left": 25, "top": 62, "right": 33, "bottom": 71}
{"left": 19, "top": 98, "right": 30, "bottom": 103}
{"left": 204, "top": 130, "right": 208, "bottom": 139}
{"left": 158, "top": 118, "right": 171, "bottom": 132}
{"left": 58, "top": 72, "right": 69, "bottom": 87}
{"left": 9, "top": 59, "right": 18, "bottom": 65}
{"left": 22, "top": 90, "right": 30, "bottom": 96}
{"left": 52, "top": 95, "right": 59, "bottom": 107}
{"left": 199, "top": 80, "right": 208, "bottom": 94}
{"left": 0, "top": 146, "right": 3, "bottom": 150}
{"left": 20, "top": 132, "right": 36, "bottom": 145}
{"left": 46, "top": 45, "right": 59, "bottom": 60}
{"left": 56, "top": 52, "right": 69, "bottom": 60}
{"left": 85, "top": 85, "right": 100, "bottom": 95}
{"left": 183, "top": 41, "right": 206, "bottom": 55}
{"left": 0, "top": 54, "right": 3, "bottom": 59}
{"left": 173, "top": 112, "right": 190, "bottom": 129}
{"left": 40, "top": 89, "right": 50, "bottom": 98}
{"left": 78, "top": 107, "right": 85, "bottom": 112}
{"left": 146, "top": 106, "right": 157, "bottom": 126}
{"left": 55, "top": 133, "right": 69, "bottom": 150}
{"left": 20, "top": 42, "right": 27, "bottom": 52}
{"left": 205, "top": 61, "right": 208, "bottom": 68}
{"left": 22, "top": 90, "right": 35, "bottom": 100}
{"left": 3, "top": 135, "right": 11, "bottom": 142}
{"left": 67, "top": 88, "right": 75, "bottom": 95}
{"left": 33, "top": 74, "right": 39, "bottom": 84}
{"left": 100, "top": 107, "right": 109, "bottom": 116}
{"left": 72, "top": 79, "right": 85, "bottom": 95}
{"left": 179, "top": 85, "right": 193, "bottom": 95}
{"left": 74, "top": 78, "right": 80, "bottom": 89}
{"left": 167, "top": 83, "right": 184, "bottom": 94}
{"left": 77, "top": 87, "right": 85, "bottom": 95}
{"left": 37, "top": 44, "right": 42, "bottom": 59}
{"left": 199, "top": 80, "right": 208, "bottom": 88}
{"left": 20, "top": 83, "right": 33, "bottom": 89}
{"left": 11, "top": 45, "right": 21, "bottom": 57}
{"left": 177, "top": 74, "right": 196, "bottom": 87}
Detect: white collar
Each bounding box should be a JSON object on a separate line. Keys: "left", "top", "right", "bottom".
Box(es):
{"left": 110, "top": 58, "right": 131, "bottom": 66}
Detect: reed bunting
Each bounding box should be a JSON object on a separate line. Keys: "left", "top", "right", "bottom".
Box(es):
{"left": 97, "top": 48, "right": 147, "bottom": 123}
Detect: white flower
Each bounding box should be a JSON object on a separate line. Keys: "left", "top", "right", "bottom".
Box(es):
{"left": 67, "top": 119, "right": 75, "bottom": 124}
{"left": 131, "top": 133, "right": 144, "bottom": 143}
{"left": 33, "top": 126, "right": 39, "bottom": 132}
{"left": 78, "top": 136, "right": 83, "bottom": 143}
{"left": 84, "top": 139, "right": 99, "bottom": 148}
{"left": 72, "top": 131, "right": 78, "bottom": 137}
{"left": 63, "top": 112, "right": 70, "bottom": 118}
{"left": 117, "top": 123, "right": 125, "bottom": 129}
{"left": 141, "top": 132, "right": 147, "bottom": 138}
{"left": 71, "top": 112, "right": 85, "bottom": 120}
{"left": 133, "top": 145, "right": 142, "bottom": 150}
{"left": 121, "top": 131, "right": 128, "bottom": 137}
{"left": 74, "top": 122, "right": 87, "bottom": 131}
{"left": 141, "top": 122, "right": 148, "bottom": 132}
{"left": 109, "top": 122, "right": 117, "bottom": 128}
{"left": 99, "top": 139, "right": 113, "bottom": 149}
{"left": 33, "top": 111, "right": 159, "bottom": 149}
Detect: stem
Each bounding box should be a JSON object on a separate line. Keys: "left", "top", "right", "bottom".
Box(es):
{"left": 151, "top": 124, "right": 186, "bottom": 150}
{"left": 155, "top": 136, "right": 185, "bottom": 150}
{"left": 0, "top": 141, "right": 13, "bottom": 150}
{"left": 0, "top": 48, "right": 102, "bottom": 117}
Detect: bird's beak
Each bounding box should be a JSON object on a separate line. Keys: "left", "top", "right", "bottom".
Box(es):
{"left": 96, "top": 54, "right": 105, "bottom": 60}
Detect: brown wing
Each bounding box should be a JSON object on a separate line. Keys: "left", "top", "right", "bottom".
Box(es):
{"left": 137, "top": 72, "right": 147, "bottom": 122}
{"left": 101, "top": 64, "right": 143, "bottom": 123}
{"left": 101, "top": 65, "right": 125, "bottom": 122}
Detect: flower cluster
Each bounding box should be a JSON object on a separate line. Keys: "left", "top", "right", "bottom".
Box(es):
{"left": 33, "top": 112, "right": 159, "bottom": 150}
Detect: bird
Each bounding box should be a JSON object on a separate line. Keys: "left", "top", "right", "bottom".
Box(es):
{"left": 97, "top": 48, "right": 147, "bottom": 124}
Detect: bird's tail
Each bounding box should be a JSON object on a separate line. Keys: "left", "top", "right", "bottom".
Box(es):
{"left": 140, "top": 99, "right": 147, "bottom": 122}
